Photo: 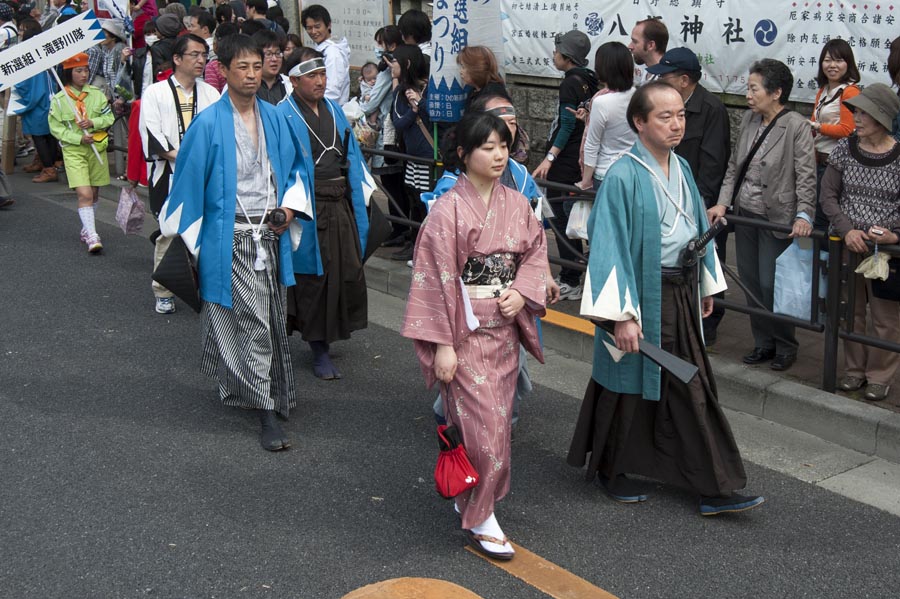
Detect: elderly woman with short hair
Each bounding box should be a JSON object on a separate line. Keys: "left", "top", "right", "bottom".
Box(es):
{"left": 820, "top": 84, "right": 900, "bottom": 401}
{"left": 708, "top": 58, "right": 816, "bottom": 372}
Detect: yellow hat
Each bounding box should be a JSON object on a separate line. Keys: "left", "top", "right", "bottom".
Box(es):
{"left": 62, "top": 53, "right": 89, "bottom": 70}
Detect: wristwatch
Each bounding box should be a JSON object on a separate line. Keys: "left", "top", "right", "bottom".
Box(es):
{"left": 545, "top": 152, "right": 556, "bottom": 163}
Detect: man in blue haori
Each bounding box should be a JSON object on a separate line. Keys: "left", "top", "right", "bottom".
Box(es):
{"left": 567, "top": 82, "right": 765, "bottom": 516}
{"left": 158, "top": 34, "right": 313, "bottom": 452}
{"left": 278, "top": 48, "right": 374, "bottom": 380}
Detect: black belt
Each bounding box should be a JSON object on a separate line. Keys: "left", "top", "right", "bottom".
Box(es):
{"left": 661, "top": 266, "right": 690, "bottom": 285}
{"left": 235, "top": 213, "right": 269, "bottom": 225}
{"left": 316, "top": 176, "right": 348, "bottom": 202}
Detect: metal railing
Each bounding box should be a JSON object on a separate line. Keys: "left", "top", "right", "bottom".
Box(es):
{"left": 360, "top": 146, "right": 900, "bottom": 395}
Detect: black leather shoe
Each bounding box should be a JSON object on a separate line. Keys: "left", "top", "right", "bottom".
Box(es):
{"left": 742, "top": 348, "right": 776, "bottom": 364}
{"left": 770, "top": 354, "right": 797, "bottom": 371}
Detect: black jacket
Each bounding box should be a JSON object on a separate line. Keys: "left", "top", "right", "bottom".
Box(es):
{"left": 547, "top": 67, "right": 598, "bottom": 184}
{"left": 674, "top": 83, "right": 731, "bottom": 207}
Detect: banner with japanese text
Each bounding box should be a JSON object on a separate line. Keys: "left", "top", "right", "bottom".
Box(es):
{"left": 0, "top": 10, "right": 105, "bottom": 92}
{"left": 428, "top": 0, "right": 505, "bottom": 122}
{"left": 501, "top": 0, "right": 897, "bottom": 102}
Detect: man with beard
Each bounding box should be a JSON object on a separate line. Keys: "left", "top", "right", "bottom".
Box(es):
{"left": 628, "top": 17, "right": 668, "bottom": 86}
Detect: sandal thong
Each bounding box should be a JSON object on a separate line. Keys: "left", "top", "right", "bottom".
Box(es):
{"left": 464, "top": 530, "right": 514, "bottom": 561}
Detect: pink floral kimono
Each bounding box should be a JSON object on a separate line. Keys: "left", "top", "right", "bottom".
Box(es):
{"left": 401, "top": 175, "right": 548, "bottom": 529}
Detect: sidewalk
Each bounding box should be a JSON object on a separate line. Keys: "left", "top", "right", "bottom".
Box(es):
{"left": 7, "top": 166, "right": 899, "bottom": 466}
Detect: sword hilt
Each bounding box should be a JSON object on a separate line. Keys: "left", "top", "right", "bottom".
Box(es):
{"left": 695, "top": 217, "right": 728, "bottom": 252}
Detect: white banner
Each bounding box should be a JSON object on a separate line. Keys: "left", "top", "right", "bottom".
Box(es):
{"left": 502, "top": 0, "right": 897, "bottom": 102}
{"left": 0, "top": 10, "right": 106, "bottom": 92}
{"left": 428, "top": 0, "right": 505, "bottom": 122}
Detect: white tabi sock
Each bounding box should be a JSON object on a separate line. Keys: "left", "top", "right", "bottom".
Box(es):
{"left": 78, "top": 206, "right": 97, "bottom": 237}
{"left": 468, "top": 512, "right": 514, "bottom": 554}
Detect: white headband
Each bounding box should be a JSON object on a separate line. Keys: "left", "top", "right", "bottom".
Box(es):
{"left": 288, "top": 58, "right": 326, "bottom": 77}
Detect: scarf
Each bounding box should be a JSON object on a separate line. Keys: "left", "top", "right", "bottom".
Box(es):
{"left": 65, "top": 86, "right": 88, "bottom": 122}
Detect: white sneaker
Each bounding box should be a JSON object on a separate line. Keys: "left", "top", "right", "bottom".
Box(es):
{"left": 155, "top": 297, "right": 176, "bottom": 314}
{"left": 557, "top": 281, "right": 583, "bottom": 301}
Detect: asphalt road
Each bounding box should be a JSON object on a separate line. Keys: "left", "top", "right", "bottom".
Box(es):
{"left": 2, "top": 186, "right": 900, "bottom": 599}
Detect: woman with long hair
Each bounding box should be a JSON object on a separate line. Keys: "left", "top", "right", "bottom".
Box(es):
{"left": 576, "top": 41, "right": 636, "bottom": 190}
{"left": 361, "top": 26, "right": 407, "bottom": 247}
{"left": 389, "top": 43, "right": 432, "bottom": 261}
{"left": 458, "top": 46, "right": 510, "bottom": 109}
{"left": 809, "top": 39, "right": 860, "bottom": 229}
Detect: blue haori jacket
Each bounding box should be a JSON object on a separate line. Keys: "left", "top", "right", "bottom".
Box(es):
{"left": 158, "top": 92, "right": 314, "bottom": 309}
{"left": 580, "top": 145, "right": 726, "bottom": 401}
{"left": 277, "top": 95, "right": 376, "bottom": 275}
{"left": 11, "top": 71, "right": 54, "bottom": 136}
{"left": 422, "top": 158, "right": 544, "bottom": 217}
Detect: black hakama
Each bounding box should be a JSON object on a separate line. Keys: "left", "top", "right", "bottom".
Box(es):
{"left": 567, "top": 274, "right": 747, "bottom": 497}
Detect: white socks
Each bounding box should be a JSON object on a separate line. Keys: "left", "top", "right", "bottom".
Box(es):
{"left": 469, "top": 512, "right": 514, "bottom": 554}
{"left": 78, "top": 206, "right": 96, "bottom": 236}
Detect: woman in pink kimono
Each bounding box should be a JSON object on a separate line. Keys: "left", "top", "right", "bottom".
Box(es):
{"left": 401, "top": 112, "right": 549, "bottom": 560}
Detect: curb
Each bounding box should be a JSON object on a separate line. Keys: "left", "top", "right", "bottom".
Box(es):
{"left": 365, "top": 255, "right": 900, "bottom": 466}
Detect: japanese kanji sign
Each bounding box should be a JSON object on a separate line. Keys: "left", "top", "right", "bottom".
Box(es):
{"left": 0, "top": 10, "right": 105, "bottom": 92}
{"left": 428, "top": 0, "right": 505, "bottom": 122}
{"left": 502, "top": 0, "right": 898, "bottom": 102}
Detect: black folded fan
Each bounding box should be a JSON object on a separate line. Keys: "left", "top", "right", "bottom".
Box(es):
{"left": 152, "top": 236, "right": 202, "bottom": 313}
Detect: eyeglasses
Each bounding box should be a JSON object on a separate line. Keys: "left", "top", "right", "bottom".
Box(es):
{"left": 264, "top": 51, "right": 284, "bottom": 59}
{"left": 182, "top": 51, "right": 209, "bottom": 60}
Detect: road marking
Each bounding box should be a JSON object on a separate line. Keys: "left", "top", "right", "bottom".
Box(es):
{"left": 542, "top": 309, "right": 594, "bottom": 336}
{"left": 340, "top": 577, "right": 483, "bottom": 598}
{"left": 466, "top": 542, "right": 620, "bottom": 599}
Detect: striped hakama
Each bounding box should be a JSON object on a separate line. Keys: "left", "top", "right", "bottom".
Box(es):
{"left": 201, "top": 225, "right": 296, "bottom": 417}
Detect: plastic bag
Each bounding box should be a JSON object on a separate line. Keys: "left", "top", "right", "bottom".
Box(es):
{"left": 565, "top": 200, "right": 592, "bottom": 240}
{"left": 855, "top": 251, "right": 890, "bottom": 281}
{"left": 115, "top": 186, "right": 145, "bottom": 235}
{"left": 773, "top": 238, "right": 813, "bottom": 320}
{"left": 342, "top": 98, "right": 364, "bottom": 123}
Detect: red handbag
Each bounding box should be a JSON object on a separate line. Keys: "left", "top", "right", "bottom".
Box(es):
{"left": 434, "top": 424, "right": 480, "bottom": 499}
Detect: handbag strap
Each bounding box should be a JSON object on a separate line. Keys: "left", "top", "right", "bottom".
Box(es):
{"left": 416, "top": 116, "right": 434, "bottom": 147}
{"left": 731, "top": 108, "right": 790, "bottom": 205}
{"left": 437, "top": 425, "right": 451, "bottom": 450}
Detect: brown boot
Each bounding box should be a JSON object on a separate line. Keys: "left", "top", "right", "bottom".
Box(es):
{"left": 32, "top": 167, "right": 58, "bottom": 183}
{"left": 23, "top": 155, "right": 43, "bottom": 173}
